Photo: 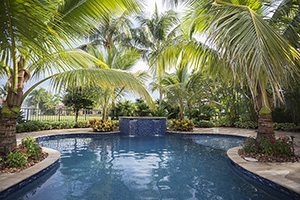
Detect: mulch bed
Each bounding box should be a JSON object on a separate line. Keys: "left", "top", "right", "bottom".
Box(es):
{"left": 0, "top": 152, "right": 48, "bottom": 174}
{"left": 238, "top": 149, "right": 300, "bottom": 163}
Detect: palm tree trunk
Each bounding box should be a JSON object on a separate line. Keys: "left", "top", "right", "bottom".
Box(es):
{"left": 0, "top": 116, "right": 17, "bottom": 156}
{"left": 0, "top": 57, "right": 27, "bottom": 156}
{"left": 159, "top": 88, "right": 163, "bottom": 107}
{"left": 255, "top": 84, "right": 274, "bottom": 137}
{"left": 257, "top": 113, "right": 274, "bottom": 137}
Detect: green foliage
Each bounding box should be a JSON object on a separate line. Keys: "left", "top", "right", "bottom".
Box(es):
{"left": 171, "top": 119, "right": 194, "bottom": 131}
{"left": 16, "top": 121, "right": 78, "bottom": 133}
{"left": 27, "top": 88, "right": 59, "bottom": 113}
{"left": 189, "top": 104, "right": 216, "bottom": 121}
{"left": 193, "top": 120, "right": 215, "bottom": 128}
{"left": 234, "top": 121, "right": 258, "bottom": 129}
{"left": 89, "top": 119, "right": 114, "bottom": 132}
{"left": 62, "top": 86, "right": 98, "bottom": 121}
{"left": 273, "top": 122, "right": 297, "bottom": 131}
{"left": 243, "top": 134, "right": 294, "bottom": 156}
{"left": 151, "top": 105, "right": 169, "bottom": 117}
{"left": 74, "top": 120, "right": 90, "bottom": 128}
{"left": 21, "top": 136, "right": 42, "bottom": 160}
{"left": 111, "top": 120, "right": 119, "bottom": 127}
{"left": 7, "top": 145, "right": 28, "bottom": 168}
{"left": 213, "top": 117, "right": 234, "bottom": 127}
{"left": 134, "top": 99, "right": 151, "bottom": 116}
{"left": 114, "top": 101, "right": 136, "bottom": 118}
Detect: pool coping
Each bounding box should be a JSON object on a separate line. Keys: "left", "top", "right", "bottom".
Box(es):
{"left": 227, "top": 146, "right": 300, "bottom": 199}
{"left": 0, "top": 127, "right": 299, "bottom": 198}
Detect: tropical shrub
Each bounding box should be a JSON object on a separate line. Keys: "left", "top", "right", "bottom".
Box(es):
{"left": 89, "top": 119, "right": 114, "bottom": 132}
{"left": 21, "top": 136, "right": 42, "bottom": 160}
{"left": 242, "top": 134, "right": 294, "bottom": 156}
{"left": 213, "top": 117, "right": 234, "bottom": 127}
{"left": 234, "top": 121, "right": 258, "bottom": 129}
{"left": 273, "top": 122, "right": 297, "bottom": 131}
{"left": 171, "top": 119, "right": 194, "bottom": 131}
{"left": 193, "top": 119, "right": 215, "bottom": 128}
{"left": 111, "top": 120, "right": 119, "bottom": 127}
{"left": 74, "top": 120, "right": 90, "bottom": 128}
{"left": 6, "top": 145, "right": 28, "bottom": 168}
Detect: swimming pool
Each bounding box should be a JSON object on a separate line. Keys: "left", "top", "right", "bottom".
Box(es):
{"left": 3, "top": 135, "right": 293, "bottom": 199}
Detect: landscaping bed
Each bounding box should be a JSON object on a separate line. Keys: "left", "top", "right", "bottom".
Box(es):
{"left": 238, "top": 149, "right": 299, "bottom": 163}
{"left": 0, "top": 151, "right": 48, "bottom": 173}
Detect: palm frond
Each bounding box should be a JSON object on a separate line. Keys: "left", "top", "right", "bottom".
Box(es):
{"left": 28, "top": 50, "right": 108, "bottom": 79}
{"left": 43, "top": 68, "right": 155, "bottom": 109}
{"left": 189, "top": 0, "right": 300, "bottom": 103}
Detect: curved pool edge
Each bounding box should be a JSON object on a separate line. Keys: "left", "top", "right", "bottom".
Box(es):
{"left": 0, "top": 147, "right": 60, "bottom": 199}
{"left": 8, "top": 128, "right": 300, "bottom": 199}
{"left": 227, "top": 146, "right": 300, "bottom": 199}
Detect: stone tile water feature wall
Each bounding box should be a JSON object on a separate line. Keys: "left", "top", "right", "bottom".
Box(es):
{"left": 119, "top": 117, "right": 167, "bottom": 136}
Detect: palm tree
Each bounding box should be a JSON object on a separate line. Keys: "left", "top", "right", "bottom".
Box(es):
{"left": 161, "top": 64, "right": 210, "bottom": 120}
{"left": 83, "top": 44, "right": 144, "bottom": 121}
{"left": 164, "top": 0, "right": 300, "bottom": 136}
{"left": 28, "top": 88, "right": 47, "bottom": 116}
{"left": 0, "top": 0, "right": 155, "bottom": 156}
{"left": 130, "top": 4, "right": 180, "bottom": 106}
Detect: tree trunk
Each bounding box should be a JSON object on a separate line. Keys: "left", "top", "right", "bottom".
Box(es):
{"left": 257, "top": 113, "right": 274, "bottom": 137}
{"left": 0, "top": 117, "right": 17, "bottom": 156}
{"left": 159, "top": 88, "right": 163, "bottom": 107}
{"left": 0, "top": 57, "right": 28, "bottom": 156}
{"left": 102, "top": 106, "right": 106, "bottom": 121}
{"left": 255, "top": 84, "right": 274, "bottom": 137}
{"left": 75, "top": 109, "right": 79, "bottom": 122}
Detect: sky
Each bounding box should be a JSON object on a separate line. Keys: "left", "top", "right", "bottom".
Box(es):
{"left": 0, "top": 0, "right": 184, "bottom": 103}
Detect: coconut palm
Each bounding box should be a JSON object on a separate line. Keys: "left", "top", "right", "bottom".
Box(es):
{"left": 164, "top": 0, "right": 300, "bottom": 136}
{"left": 130, "top": 4, "right": 180, "bottom": 106}
{"left": 269, "top": 0, "right": 300, "bottom": 49}
{"left": 161, "top": 63, "right": 213, "bottom": 120}
{"left": 0, "top": 0, "right": 156, "bottom": 156}
{"left": 28, "top": 88, "right": 47, "bottom": 113}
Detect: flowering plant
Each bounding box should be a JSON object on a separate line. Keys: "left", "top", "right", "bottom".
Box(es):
{"left": 242, "top": 134, "right": 294, "bottom": 156}
{"left": 21, "top": 136, "right": 42, "bottom": 160}
{"left": 6, "top": 145, "right": 28, "bottom": 167}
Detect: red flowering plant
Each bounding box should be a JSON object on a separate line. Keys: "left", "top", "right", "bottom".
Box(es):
{"left": 21, "top": 136, "right": 42, "bottom": 160}
{"left": 6, "top": 145, "right": 28, "bottom": 168}
{"left": 242, "top": 134, "right": 294, "bottom": 156}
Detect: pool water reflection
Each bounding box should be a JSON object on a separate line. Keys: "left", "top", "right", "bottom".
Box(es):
{"left": 4, "top": 135, "right": 292, "bottom": 200}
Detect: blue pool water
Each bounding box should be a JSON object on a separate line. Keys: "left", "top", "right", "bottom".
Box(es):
{"left": 4, "top": 135, "right": 292, "bottom": 200}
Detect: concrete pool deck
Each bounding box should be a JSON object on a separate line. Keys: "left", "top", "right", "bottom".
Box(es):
{"left": 0, "top": 127, "right": 299, "bottom": 196}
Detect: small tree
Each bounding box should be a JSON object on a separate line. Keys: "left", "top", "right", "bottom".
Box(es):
{"left": 62, "top": 87, "right": 97, "bottom": 122}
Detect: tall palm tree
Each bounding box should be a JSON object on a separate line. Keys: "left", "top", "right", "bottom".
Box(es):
{"left": 130, "top": 4, "right": 180, "bottom": 106}
{"left": 0, "top": 0, "right": 155, "bottom": 156}
{"left": 165, "top": 0, "right": 300, "bottom": 136}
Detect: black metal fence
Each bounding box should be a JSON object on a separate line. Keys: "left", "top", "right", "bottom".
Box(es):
{"left": 20, "top": 108, "right": 102, "bottom": 122}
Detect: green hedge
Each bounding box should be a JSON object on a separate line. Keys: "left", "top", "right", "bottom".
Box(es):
{"left": 193, "top": 119, "right": 215, "bottom": 128}
{"left": 16, "top": 121, "right": 89, "bottom": 133}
